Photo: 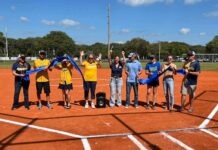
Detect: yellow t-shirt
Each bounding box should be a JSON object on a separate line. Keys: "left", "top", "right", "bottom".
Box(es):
{"left": 162, "top": 63, "right": 177, "bottom": 78}
{"left": 82, "top": 61, "right": 97, "bottom": 81}
{"left": 33, "top": 59, "right": 50, "bottom": 82}
{"left": 59, "top": 63, "right": 73, "bottom": 85}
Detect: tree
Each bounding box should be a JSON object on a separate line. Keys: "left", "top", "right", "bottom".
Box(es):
{"left": 43, "top": 31, "right": 76, "bottom": 57}
{"left": 206, "top": 36, "right": 218, "bottom": 53}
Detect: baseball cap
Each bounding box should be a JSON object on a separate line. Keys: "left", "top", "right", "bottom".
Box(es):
{"left": 148, "top": 55, "right": 155, "bottom": 59}
{"left": 18, "top": 54, "right": 25, "bottom": 59}
{"left": 187, "top": 51, "right": 196, "bottom": 56}
{"left": 39, "top": 50, "right": 46, "bottom": 55}
{"left": 128, "top": 52, "right": 135, "bottom": 58}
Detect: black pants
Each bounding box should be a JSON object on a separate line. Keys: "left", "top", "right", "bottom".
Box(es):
{"left": 13, "top": 80, "right": 30, "bottom": 108}
{"left": 84, "top": 81, "right": 97, "bottom": 100}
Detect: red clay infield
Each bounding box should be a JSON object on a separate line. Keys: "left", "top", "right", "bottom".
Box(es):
{"left": 0, "top": 68, "right": 217, "bottom": 149}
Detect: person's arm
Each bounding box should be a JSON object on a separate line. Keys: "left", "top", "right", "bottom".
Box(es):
{"left": 108, "top": 50, "right": 112, "bottom": 66}
{"left": 125, "top": 63, "right": 129, "bottom": 76}
{"left": 80, "top": 51, "right": 85, "bottom": 66}
{"left": 33, "top": 60, "right": 37, "bottom": 69}
{"left": 12, "top": 64, "right": 24, "bottom": 77}
{"left": 121, "top": 51, "right": 126, "bottom": 65}
{"left": 186, "top": 62, "right": 200, "bottom": 76}
{"left": 145, "top": 64, "right": 152, "bottom": 76}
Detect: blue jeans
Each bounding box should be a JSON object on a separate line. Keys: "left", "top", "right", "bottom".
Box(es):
{"left": 163, "top": 78, "right": 174, "bottom": 108}
{"left": 13, "top": 80, "right": 30, "bottom": 108}
{"left": 126, "top": 82, "right": 138, "bottom": 106}
{"left": 110, "top": 77, "right": 123, "bottom": 106}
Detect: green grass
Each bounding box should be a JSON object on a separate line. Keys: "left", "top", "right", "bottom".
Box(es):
{"left": 1, "top": 60, "right": 218, "bottom": 71}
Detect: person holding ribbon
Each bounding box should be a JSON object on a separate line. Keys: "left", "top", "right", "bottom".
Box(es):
{"left": 80, "top": 51, "right": 101, "bottom": 108}
{"left": 162, "top": 55, "right": 177, "bottom": 111}
{"left": 33, "top": 50, "right": 52, "bottom": 109}
{"left": 11, "top": 54, "right": 31, "bottom": 110}
{"left": 54, "top": 58, "right": 73, "bottom": 109}
{"left": 145, "top": 55, "right": 161, "bottom": 110}
{"left": 180, "top": 51, "right": 200, "bottom": 113}
{"left": 108, "top": 50, "right": 126, "bottom": 107}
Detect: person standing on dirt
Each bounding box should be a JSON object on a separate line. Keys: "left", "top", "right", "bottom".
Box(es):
{"left": 162, "top": 55, "right": 177, "bottom": 111}
{"left": 180, "top": 51, "right": 200, "bottom": 113}
{"left": 125, "top": 52, "right": 142, "bottom": 108}
{"left": 33, "top": 50, "right": 52, "bottom": 109}
{"left": 145, "top": 55, "right": 161, "bottom": 110}
{"left": 11, "top": 54, "right": 31, "bottom": 110}
{"left": 108, "top": 50, "right": 126, "bottom": 107}
{"left": 54, "top": 58, "right": 73, "bottom": 109}
{"left": 80, "top": 51, "right": 101, "bottom": 109}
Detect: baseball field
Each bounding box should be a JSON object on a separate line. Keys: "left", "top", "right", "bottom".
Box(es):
{"left": 0, "top": 63, "right": 217, "bottom": 150}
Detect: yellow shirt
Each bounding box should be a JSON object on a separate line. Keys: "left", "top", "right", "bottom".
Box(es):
{"left": 59, "top": 63, "right": 73, "bottom": 85}
{"left": 33, "top": 59, "right": 50, "bottom": 82}
{"left": 162, "top": 63, "right": 177, "bottom": 78}
{"left": 82, "top": 61, "right": 97, "bottom": 81}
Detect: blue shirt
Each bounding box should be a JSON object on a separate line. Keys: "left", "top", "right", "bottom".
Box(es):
{"left": 186, "top": 60, "right": 200, "bottom": 85}
{"left": 126, "top": 60, "right": 142, "bottom": 83}
{"left": 145, "top": 62, "right": 161, "bottom": 78}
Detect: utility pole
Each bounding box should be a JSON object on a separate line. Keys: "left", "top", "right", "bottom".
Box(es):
{"left": 107, "top": 0, "right": 111, "bottom": 58}
{"left": 5, "top": 27, "right": 8, "bottom": 57}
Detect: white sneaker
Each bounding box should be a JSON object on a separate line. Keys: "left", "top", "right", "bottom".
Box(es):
{"left": 91, "top": 102, "right": 96, "bottom": 109}
{"left": 85, "top": 102, "right": 89, "bottom": 108}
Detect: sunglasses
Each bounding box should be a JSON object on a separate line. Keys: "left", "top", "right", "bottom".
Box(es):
{"left": 88, "top": 57, "right": 94, "bottom": 59}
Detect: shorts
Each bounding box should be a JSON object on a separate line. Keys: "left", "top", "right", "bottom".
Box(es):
{"left": 36, "top": 82, "right": 50, "bottom": 94}
{"left": 58, "top": 83, "right": 73, "bottom": 90}
{"left": 147, "top": 79, "right": 159, "bottom": 87}
{"left": 181, "top": 81, "right": 197, "bottom": 96}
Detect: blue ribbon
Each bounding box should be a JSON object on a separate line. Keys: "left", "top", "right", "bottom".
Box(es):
{"left": 176, "top": 69, "right": 186, "bottom": 75}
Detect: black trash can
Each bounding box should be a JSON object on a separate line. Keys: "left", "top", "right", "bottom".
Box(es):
{"left": 96, "top": 92, "right": 106, "bottom": 108}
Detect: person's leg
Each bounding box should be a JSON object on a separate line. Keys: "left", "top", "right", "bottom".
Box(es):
{"left": 188, "top": 85, "right": 196, "bottom": 112}
{"left": 152, "top": 86, "right": 158, "bottom": 110}
{"left": 168, "top": 79, "right": 175, "bottom": 110}
{"left": 62, "top": 90, "right": 67, "bottom": 107}
{"left": 133, "top": 82, "right": 139, "bottom": 107}
{"left": 116, "top": 78, "right": 123, "bottom": 106}
{"left": 84, "top": 81, "right": 90, "bottom": 108}
{"left": 125, "top": 82, "right": 131, "bottom": 107}
{"left": 146, "top": 85, "right": 152, "bottom": 109}
{"left": 163, "top": 79, "right": 169, "bottom": 109}
{"left": 44, "top": 82, "right": 52, "bottom": 109}
{"left": 180, "top": 81, "right": 187, "bottom": 111}
{"left": 36, "top": 82, "right": 42, "bottom": 109}
{"left": 22, "top": 81, "right": 30, "bottom": 109}
{"left": 12, "top": 81, "right": 22, "bottom": 109}
{"left": 110, "top": 78, "right": 116, "bottom": 107}
{"left": 66, "top": 89, "right": 71, "bottom": 108}
{"left": 90, "top": 81, "right": 97, "bottom": 108}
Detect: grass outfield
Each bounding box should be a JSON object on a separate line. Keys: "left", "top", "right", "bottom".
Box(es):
{"left": 1, "top": 60, "right": 218, "bottom": 71}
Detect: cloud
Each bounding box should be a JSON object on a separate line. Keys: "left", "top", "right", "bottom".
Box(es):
{"left": 89, "top": 26, "right": 96, "bottom": 30}
{"left": 120, "top": 28, "right": 130, "bottom": 33}
{"left": 0, "top": 16, "right": 3, "bottom": 21}
{"left": 118, "top": 0, "right": 174, "bottom": 6}
{"left": 41, "top": 19, "right": 55, "bottom": 26}
{"left": 179, "top": 28, "right": 191, "bottom": 35}
{"left": 204, "top": 11, "right": 218, "bottom": 17}
{"left": 20, "top": 16, "right": 29, "bottom": 22}
{"left": 59, "top": 19, "right": 80, "bottom": 27}
{"left": 200, "top": 32, "right": 206, "bottom": 36}
{"left": 11, "top": 5, "right": 16, "bottom": 11}
{"left": 184, "top": 0, "right": 202, "bottom": 5}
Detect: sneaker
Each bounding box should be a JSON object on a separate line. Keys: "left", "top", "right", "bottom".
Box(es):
{"left": 11, "top": 106, "right": 17, "bottom": 110}
{"left": 25, "top": 107, "right": 30, "bottom": 110}
{"left": 145, "top": 104, "right": 150, "bottom": 110}
{"left": 38, "top": 103, "right": 42, "bottom": 110}
{"left": 135, "top": 105, "right": 139, "bottom": 108}
{"left": 125, "top": 105, "right": 129, "bottom": 108}
{"left": 188, "top": 108, "right": 193, "bottom": 113}
{"left": 85, "top": 102, "right": 89, "bottom": 108}
{"left": 47, "top": 103, "right": 53, "bottom": 109}
{"left": 179, "top": 106, "right": 184, "bottom": 112}
{"left": 151, "top": 105, "right": 156, "bottom": 110}
{"left": 91, "top": 102, "right": 96, "bottom": 109}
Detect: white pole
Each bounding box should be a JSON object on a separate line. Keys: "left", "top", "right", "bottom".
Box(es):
{"left": 158, "top": 41, "right": 161, "bottom": 61}
{"left": 107, "top": 0, "right": 111, "bottom": 57}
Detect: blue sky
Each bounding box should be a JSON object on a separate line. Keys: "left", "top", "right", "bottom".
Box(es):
{"left": 0, "top": 0, "right": 218, "bottom": 45}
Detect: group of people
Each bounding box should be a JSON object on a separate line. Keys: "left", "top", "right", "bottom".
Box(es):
{"left": 11, "top": 49, "right": 200, "bottom": 113}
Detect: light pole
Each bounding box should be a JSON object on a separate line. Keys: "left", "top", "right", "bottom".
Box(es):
{"left": 107, "top": 0, "right": 111, "bottom": 58}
